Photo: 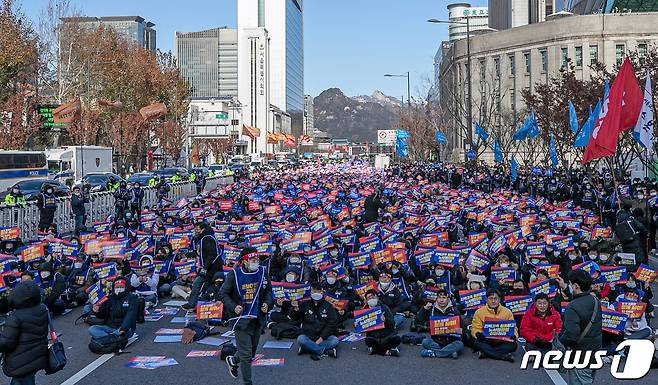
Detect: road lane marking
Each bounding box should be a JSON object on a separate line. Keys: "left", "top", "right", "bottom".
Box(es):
{"left": 60, "top": 338, "right": 137, "bottom": 385}
{"left": 522, "top": 346, "right": 567, "bottom": 385}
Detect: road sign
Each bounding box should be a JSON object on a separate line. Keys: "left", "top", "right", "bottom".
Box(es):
{"left": 216, "top": 113, "right": 229, "bottom": 119}
{"left": 377, "top": 130, "right": 396, "bottom": 145}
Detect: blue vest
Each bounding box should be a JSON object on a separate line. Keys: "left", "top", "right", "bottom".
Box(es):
{"left": 233, "top": 266, "right": 265, "bottom": 317}
{"left": 69, "top": 268, "right": 89, "bottom": 288}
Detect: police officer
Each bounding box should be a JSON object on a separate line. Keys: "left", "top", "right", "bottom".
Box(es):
{"left": 36, "top": 185, "right": 57, "bottom": 232}
{"left": 106, "top": 176, "right": 119, "bottom": 192}
{"left": 171, "top": 172, "right": 182, "bottom": 183}
{"left": 3, "top": 187, "right": 25, "bottom": 206}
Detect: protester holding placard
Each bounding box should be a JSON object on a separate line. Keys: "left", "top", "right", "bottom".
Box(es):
{"left": 471, "top": 289, "right": 518, "bottom": 362}
{"left": 88, "top": 277, "right": 139, "bottom": 340}
{"left": 520, "top": 293, "right": 562, "bottom": 350}
{"left": 415, "top": 289, "right": 464, "bottom": 359}
{"left": 290, "top": 283, "right": 339, "bottom": 361}
{"left": 610, "top": 289, "right": 652, "bottom": 340}
{"left": 38, "top": 262, "right": 67, "bottom": 315}
{"left": 375, "top": 270, "right": 406, "bottom": 330}
{"left": 361, "top": 290, "right": 400, "bottom": 356}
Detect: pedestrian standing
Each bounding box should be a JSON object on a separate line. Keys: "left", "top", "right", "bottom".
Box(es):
{"left": 559, "top": 270, "right": 602, "bottom": 385}
{"left": 71, "top": 185, "right": 88, "bottom": 234}
{"left": 36, "top": 185, "right": 57, "bottom": 232}
{"left": 0, "top": 281, "right": 49, "bottom": 385}
{"left": 221, "top": 247, "right": 272, "bottom": 385}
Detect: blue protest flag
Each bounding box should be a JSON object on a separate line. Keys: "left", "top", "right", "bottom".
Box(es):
{"left": 511, "top": 157, "right": 518, "bottom": 182}
{"left": 550, "top": 134, "right": 558, "bottom": 168}
{"left": 569, "top": 100, "right": 579, "bottom": 134}
{"left": 574, "top": 100, "right": 600, "bottom": 148}
{"left": 396, "top": 129, "right": 409, "bottom": 158}
{"left": 526, "top": 111, "right": 539, "bottom": 139}
{"left": 475, "top": 123, "right": 489, "bottom": 141}
{"left": 435, "top": 132, "right": 447, "bottom": 144}
{"left": 493, "top": 140, "right": 503, "bottom": 162}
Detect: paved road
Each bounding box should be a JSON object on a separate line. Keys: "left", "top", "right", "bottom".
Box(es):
{"left": 8, "top": 301, "right": 653, "bottom": 385}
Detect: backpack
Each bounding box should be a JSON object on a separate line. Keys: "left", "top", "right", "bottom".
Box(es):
{"left": 615, "top": 216, "right": 638, "bottom": 243}
{"left": 270, "top": 323, "right": 301, "bottom": 340}
{"left": 88, "top": 333, "right": 129, "bottom": 354}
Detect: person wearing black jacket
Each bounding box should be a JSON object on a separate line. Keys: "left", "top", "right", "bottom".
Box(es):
{"left": 88, "top": 277, "right": 139, "bottom": 339}
{"left": 38, "top": 263, "right": 66, "bottom": 315}
{"left": 71, "top": 185, "right": 88, "bottom": 234}
{"left": 362, "top": 290, "right": 401, "bottom": 356}
{"left": 129, "top": 182, "right": 145, "bottom": 222}
{"left": 113, "top": 181, "right": 131, "bottom": 222}
{"left": 221, "top": 247, "right": 273, "bottom": 385}
{"left": 290, "top": 283, "right": 339, "bottom": 360}
{"left": 182, "top": 221, "right": 221, "bottom": 311}
{"left": 36, "top": 185, "right": 57, "bottom": 232}
{"left": 559, "top": 270, "right": 602, "bottom": 385}
{"left": 416, "top": 289, "right": 464, "bottom": 359}
{"left": 363, "top": 188, "right": 384, "bottom": 223}
{"left": 0, "top": 281, "right": 49, "bottom": 385}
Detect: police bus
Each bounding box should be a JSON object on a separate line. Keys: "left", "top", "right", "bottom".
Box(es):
{"left": 0, "top": 151, "right": 49, "bottom": 191}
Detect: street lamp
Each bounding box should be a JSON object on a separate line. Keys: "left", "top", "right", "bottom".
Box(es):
{"left": 384, "top": 72, "right": 411, "bottom": 109}
{"left": 428, "top": 17, "right": 472, "bottom": 162}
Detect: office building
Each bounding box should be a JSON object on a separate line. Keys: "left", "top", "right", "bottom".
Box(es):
{"left": 60, "top": 16, "right": 156, "bottom": 53}
{"left": 488, "top": 0, "right": 568, "bottom": 30}
{"left": 447, "top": 3, "right": 489, "bottom": 41}
{"left": 437, "top": 12, "right": 658, "bottom": 161}
{"left": 175, "top": 28, "right": 238, "bottom": 98}
{"left": 238, "top": 0, "right": 304, "bottom": 138}
{"left": 569, "top": 0, "right": 658, "bottom": 14}
{"left": 303, "top": 94, "right": 314, "bottom": 134}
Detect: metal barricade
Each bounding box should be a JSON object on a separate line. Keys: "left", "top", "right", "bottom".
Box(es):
{"left": 0, "top": 181, "right": 233, "bottom": 242}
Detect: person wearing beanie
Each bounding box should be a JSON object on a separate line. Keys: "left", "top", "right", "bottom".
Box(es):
{"left": 221, "top": 246, "right": 272, "bottom": 385}
{"left": 182, "top": 221, "right": 221, "bottom": 311}
{"left": 88, "top": 276, "right": 139, "bottom": 341}
{"left": 38, "top": 262, "right": 67, "bottom": 315}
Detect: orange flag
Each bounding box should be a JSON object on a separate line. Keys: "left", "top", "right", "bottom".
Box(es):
{"left": 52, "top": 98, "right": 81, "bottom": 124}
{"left": 139, "top": 102, "right": 167, "bottom": 122}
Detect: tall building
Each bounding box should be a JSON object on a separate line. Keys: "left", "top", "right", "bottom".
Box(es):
{"left": 175, "top": 28, "right": 238, "bottom": 98}
{"left": 238, "top": 0, "right": 304, "bottom": 138}
{"left": 303, "top": 94, "right": 314, "bottom": 134}
{"left": 60, "top": 16, "right": 156, "bottom": 54}
{"left": 437, "top": 12, "right": 658, "bottom": 161}
{"left": 488, "top": 0, "right": 567, "bottom": 30}
{"left": 447, "top": 3, "right": 489, "bottom": 41}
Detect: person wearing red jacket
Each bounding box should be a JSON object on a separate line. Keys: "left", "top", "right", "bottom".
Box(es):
{"left": 520, "top": 293, "right": 563, "bottom": 350}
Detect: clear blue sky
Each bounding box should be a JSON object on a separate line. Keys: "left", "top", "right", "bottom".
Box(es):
{"left": 17, "top": 0, "right": 488, "bottom": 98}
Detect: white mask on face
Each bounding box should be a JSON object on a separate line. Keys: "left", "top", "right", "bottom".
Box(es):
{"left": 311, "top": 292, "right": 323, "bottom": 301}
{"left": 285, "top": 273, "right": 296, "bottom": 283}
{"left": 435, "top": 269, "right": 445, "bottom": 276}
{"left": 568, "top": 254, "right": 578, "bottom": 260}
{"left": 247, "top": 261, "right": 260, "bottom": 272}
{"left": 114, "top": 288, "right": 126, "bottom": 295}
{"left": 330, "top": 250, "right": 338, "bottom": 257}
{"left": 74, "top": 262, "right": 83, "bottom": 269}
{"left": 380, "top": 281, "right": 391, "bottom": 290}
{"left": 367, "top": 298, "right": 378, "bottom": 308}
{"left": 326, "top": 277, "right": 336, "bottom": 285}
{"left": 499, "top": 263, "right": 509, "bottom": 268}
{"left": 289, "top": 256, "right": 301, "bottom": 264}
{"left": 40, "top": 272, "right": 51, "bottom": 279}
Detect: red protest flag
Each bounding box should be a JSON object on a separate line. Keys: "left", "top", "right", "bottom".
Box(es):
{"left": 52, "top": 98, "right": 81, "bottom": 124}
{"left": 583, "top": 58, "right": 643, "bottom": 164}
{"left": 139, "top": 102, "right": 168, "bottom": 122}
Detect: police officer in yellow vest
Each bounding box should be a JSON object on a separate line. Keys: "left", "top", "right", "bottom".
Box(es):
{"left": 171, "top": 172, "right": 183, "bottom": 183}
{"left": 148, "top": 176, "right": 157, "bottom": 187}
{"left": 106, "top": 176, "right": 120, "bottom": 192}
{"left": 188, "top": 171, "right": 197, "bottom": 183}
{"left": 4, "top": 187, "right": 26, "bottom": 206}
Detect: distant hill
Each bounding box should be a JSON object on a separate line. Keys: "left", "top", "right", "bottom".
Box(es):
{"left": 313, "top": 88, "right": 399, "bottom": 142}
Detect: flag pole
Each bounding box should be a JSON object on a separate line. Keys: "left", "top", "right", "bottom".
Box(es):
{"left": 605, "top": 156, "right": 622, "bottom": 211}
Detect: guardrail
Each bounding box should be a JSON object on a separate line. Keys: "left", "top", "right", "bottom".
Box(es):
{"left": 0, "top": 176, "right": 233, "bottom": 242}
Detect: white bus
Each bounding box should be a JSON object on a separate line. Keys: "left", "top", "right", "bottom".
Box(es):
{"left": 0, "top": 151, "right": 49, "bottom": 191}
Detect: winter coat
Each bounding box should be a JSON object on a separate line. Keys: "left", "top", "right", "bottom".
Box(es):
{"left": 415, "top": 304, "right": 462, "bottom": 346}
{"left": 559, "top": 292, "right": 602, "bottom": 352}
{"left": 520, "top": 303, "right": 563, "bottom": 344}
{"left": 94, "top": 289, "right": 139, "bottom": 331}
{"left": 289, "top": 298, "right": 338, "bottom": 340}
{"left": 0, "top": 282, "right": 49, "bottom": 378}
{"left": 193, "top": 227, "right": 222, "bottom": 279}
{"left": 363, "top": 303, "right": 396, "bottom": 340}
{"left": 470, "top": 305, "right": 518, "bottom": 338}
{"left": 363, "top": 193, "right": 384, "bottom": 223}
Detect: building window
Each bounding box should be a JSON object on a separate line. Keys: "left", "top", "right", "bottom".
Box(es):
{"left": 589, "top": 45, "right": 598, "bottom": 66}
{"left": 479, "top": 59, "right": 486, "bottom": 79}
{"left": 540, "top": 50, "right": 548, "bottom": 72}
{"left": 494, "top": 57, "right": 500, "bottom": 78}
{"left": 561, "top": 47, "right": 569, "bottom": 68}
{"left": 638, "top": 43, "right": 648, "bottom": 63}
{"left": 509, "top": 55, "right": 516, "bottom": 75}
{"left": 524, "top": 52, "right": 531, "bottom": 74}
{"left": 616, "top": 44, "right": 625, "bottom": 66}
{"left": 575, "top": 46, "right": 583, "bottom": 67}
{"left": 510, "top": 88, "right": 516, "bottom": 111}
